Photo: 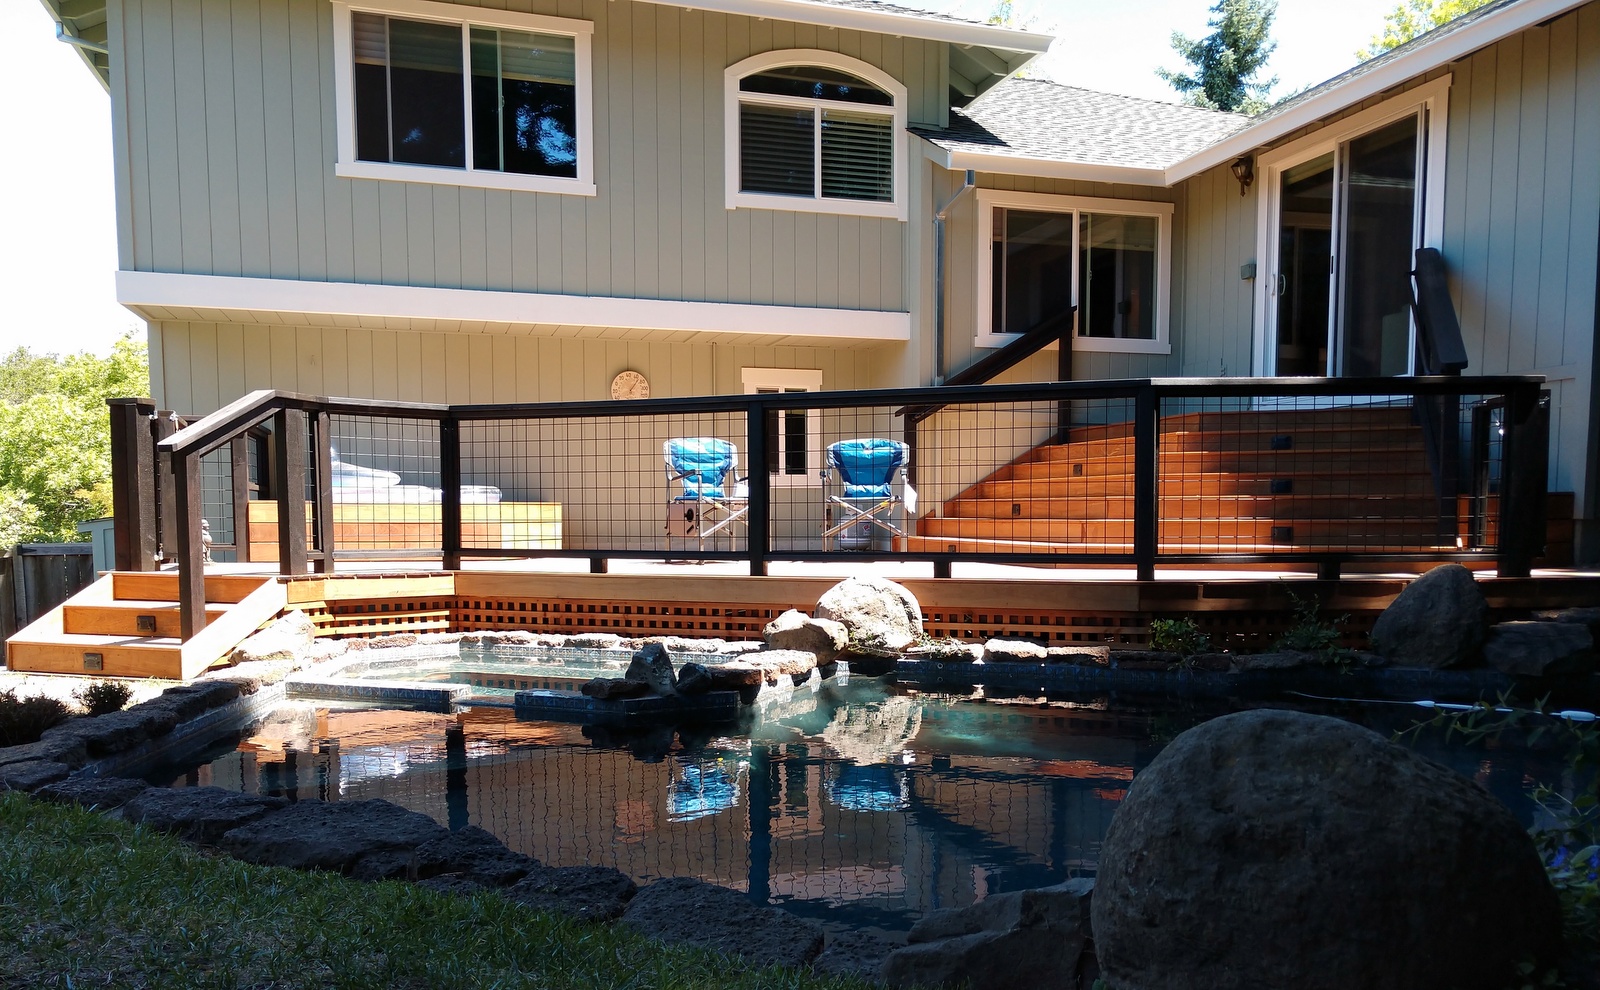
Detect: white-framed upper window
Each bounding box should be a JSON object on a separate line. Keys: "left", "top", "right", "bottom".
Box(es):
{"left": 742, "top": 368, "right": 823, "bottom": 487}
{"left": 725, "top": 51, "right": 908, "bottom": 221}
{"left": 331, "top": 0, "right": 595, "bottom": 196}
{"left": 975, "top": 190, "right": 1174, "bottom": 354}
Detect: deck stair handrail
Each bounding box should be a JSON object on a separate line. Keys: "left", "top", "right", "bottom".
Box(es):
{"left": 896, "top": 307, "right": 1075, "bottom": 429}
{"left": 113, "top": 375, "right": 1549, "bottom": 642}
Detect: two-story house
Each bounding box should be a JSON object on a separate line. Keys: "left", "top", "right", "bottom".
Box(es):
{"left": 38, "top": 0, "right": 1600, "bottom": 562}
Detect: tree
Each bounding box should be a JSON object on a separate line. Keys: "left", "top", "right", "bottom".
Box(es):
{"left": 1157, "top": 0, "right": 1279, "bottom": 115}
{"left": 0, "top": 335, "right": 148, "bottom": 545}
{"left": 1357, "top": 0, "right": 1495, "bottom": 60}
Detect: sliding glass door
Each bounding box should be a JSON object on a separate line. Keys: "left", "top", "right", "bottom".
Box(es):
{"left": 1266, "top": 112, "right": 1424, "bottom": 378}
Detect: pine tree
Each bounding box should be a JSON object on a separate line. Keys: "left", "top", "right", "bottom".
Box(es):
{"left": 1157, "top": 0, "right": 1279, "bottom": 115}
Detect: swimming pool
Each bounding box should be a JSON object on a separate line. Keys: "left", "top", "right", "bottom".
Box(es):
{"left": 140, "top": 666, "right": 1567, "bottom": 940}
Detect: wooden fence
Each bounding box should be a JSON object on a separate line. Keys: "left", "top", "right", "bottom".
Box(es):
{"left": 0, "top": 544, "right": 96, "bottom": 642}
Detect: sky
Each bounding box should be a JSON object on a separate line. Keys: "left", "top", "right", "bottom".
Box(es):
{"left": 0, "top": 0, "right": 1401, "bottom": 359}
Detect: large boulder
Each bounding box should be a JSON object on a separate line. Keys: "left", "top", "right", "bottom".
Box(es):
{"left": 40, "top": 706, "right": 180, "bottom": 757}
{"left": 1091, "top": 709, "right": 1561, "bottom": 990}
{"left": 625, "top": 643, "right": 678, "bottom": 696}
{"left": 882, "top": 878, "right": 1096, "bottom": 990}
{"left": 220, "top": 798, "right": 448, "bottom": 875}
{"left": 34, "top": 775, "right": 151, "bottom": 812}
{"left": 230, "top": 609, "right": 317, "bottom": 665}
{"left": 621, "top": 876, "right": 825, "bottom": 969}
{"left": 124, "top": 787, "right": 289, "bottom": 845}
{"left": 763, "top": 610, "right": 849, "bottom": 664}
{"left": 1483, "top": 621, "right": 1596, "bottom": 677}
{"left": 815, "top": 576, "right": 923, "bottom": 652}
{"left": 407, "top": 825, "right": 540, "bottom": 887}
{"left": 1370, "top": 563, "right": 1487, "bottom": 668}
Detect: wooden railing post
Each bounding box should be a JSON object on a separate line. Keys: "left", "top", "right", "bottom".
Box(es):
{"left": 745, "top": 399, "right": 771, "bottom": 576}
{"left": 274, "top": 409, "right": 309, "bottom": 575}
{"left": 229, "top": 435, "right": 251, "bottom": 562}
{"left": 441, "top": 417, "right": 462, "bottom": 570}
{"left": 108, "top": 398, "right": 159, "bottom": 571}
{"left": 1133, "top": 384, "right": 1159, "bottom": 582}
{"left": 1498, "top": 386, "right": 1549, "bottom": 578}
{"left": 154, "top": 411, "right": 179, "bottom": 562}
{"left": 311, "top": 411, "right": 336, "bottom": 573}
{"left": 173, "top": 451, "right": 207, "bottom": 638}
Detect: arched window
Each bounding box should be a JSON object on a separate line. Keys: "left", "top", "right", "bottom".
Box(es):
{"left": 724, "top": 51, "right": 907, "bottom": 221}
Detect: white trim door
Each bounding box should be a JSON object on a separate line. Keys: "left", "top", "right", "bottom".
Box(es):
{"left": 1252, "top": 77, "right": 1449, "bottom": 379}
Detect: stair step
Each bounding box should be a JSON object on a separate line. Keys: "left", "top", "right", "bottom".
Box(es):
{"left": 903, "top": 534, "right": 1465, "bottom": 556}
{"left": 942, "top": 494, "right": 1447, "bottom": 520}
{"left": 917, "top": 517, "right": 1456, "bottom": 545}
{"left": 109, "top": 571, "right": 276, "bottom": 605}
{"left": 63, "top": 600, "right": 229, "bottom": 637}
{"left": 1000, "top": 450, "right": 1432, "bottom": 480}
{"left": 2, "top": 631, "right": 187, "bottom": 679}
{"left": 1035, "top": 429, "right": 1427, "bottom": 460}
{"left": 965, "top": 474, "right": 1439, "bottom": 502}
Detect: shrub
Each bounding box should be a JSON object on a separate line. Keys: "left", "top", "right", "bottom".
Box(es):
{"left": 74, "top": 680, "right": 134, "bottom": 717}
{"left": 0, "top": 689, "right": 72, "bottom": 746}
{"left": 1273, "top": 589, "right": 1348, "bottom": 654}
{"left": 1149, "top": 617, "right": 1210, "bottom": 656}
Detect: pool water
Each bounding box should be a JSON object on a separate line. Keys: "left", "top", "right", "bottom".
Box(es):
{"left": 142, "top": 677, "right": 1569, "bottom": 940}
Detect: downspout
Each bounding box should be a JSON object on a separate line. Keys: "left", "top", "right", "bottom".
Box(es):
{"left": 932, "top": 170, "right": 976, "bottom": 385}
{"left": 55, "top": 23, "right": 109, "bottom": 55}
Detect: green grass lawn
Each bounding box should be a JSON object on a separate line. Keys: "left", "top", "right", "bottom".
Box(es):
{"left": 0, "top": 793, "right": 866, "bottom": 990}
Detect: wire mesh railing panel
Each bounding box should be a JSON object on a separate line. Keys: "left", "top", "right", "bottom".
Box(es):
{"left": 459, "top": 412, "right": 748, "bottom": 554}
{"left": 914, "top": 397, "right": 1134, "bottom": 555}
{"left": 199, "top": 447, "right": 236, "bottom": 562}
{"left": 325, "top": 415, "right": 442, "bottom": 558}
{"left": 1154, "top": 391, "right": 1495, "bottom": 557}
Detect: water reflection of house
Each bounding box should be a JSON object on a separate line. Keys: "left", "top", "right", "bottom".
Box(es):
{"left": 177, "top": 700, "right": 1149, "bottom": 926}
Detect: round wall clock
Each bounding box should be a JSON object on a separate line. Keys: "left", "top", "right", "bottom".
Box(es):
{"left": 610, "top": 370, "right": 650, "bottom": 400}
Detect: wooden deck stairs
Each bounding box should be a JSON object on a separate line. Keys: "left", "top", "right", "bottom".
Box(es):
{"left": 5, "top": 572, "right": 287, "bottom": 680}
{"left": 907, "top": 406, "right": 1466, "bottom": 556}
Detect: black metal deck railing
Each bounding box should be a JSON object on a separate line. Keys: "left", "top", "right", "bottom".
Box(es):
{"left": 109, "top": 376, "right": 1549, "bottom": 638}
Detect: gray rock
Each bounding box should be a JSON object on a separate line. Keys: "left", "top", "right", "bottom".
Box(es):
{"left": 0, "top": 734, "right": 88, "bottom": 770}
{"left": 124, "top": 787, "right": 289, "bottom": 845}
{"left": 1045, "top": 646, "right": 1109, "bottom": 666}
{"left": 883, "top": 879, "right": 1096, "bottom": 990}
{"left": 981, "top": 638, "right": 1048, "bottom": 663}
{"left": 813, "top": 929, "right": 898, "bottom": 981}
{"left": 0, "top": 760, "right": 70, "bottom": 792}
{"left": 1371, "top": 562, "right": 1488, "bottom": 668}
{"left": 205, "top": 672, "right": 262, "bottom": 695}
{"left": 580, "top": 678, "right": 651, "bottom": 700}
{"left": 675, "top": 662, "right": 713, "bottom": 695}
{"left": 625, "top": 642, "right": 678, "bottom": 696}
{"left": 763, "top": 610, "right": 849, "bottom": 664}
{"left": 230, "top": 609, "right": 317, "bottom": 664}
{"left": 743, "top": 649, "right": 819, "bottom": 685}
{"left": 1231, "top": 650, "right": 1315, "bottom": 671}
{"left": 568, "top": 633, "right": 625, "bottom": 650}
{"left": 909, "top": 640, "right": 982, "bottom": 663}
{"left": 1091, "top": 709, "right": 1561, "bottom": 990}
{"left": 907, "top": 878, "right": 1094, "bottom": 943}
{"left": 34, "top": 775, "right": 151, "bottom": 811}
{"left": 411, "top": 825, "right": 540, "bottom": 887}
{"left": 815, "top": 576, "right": 924, "bottom": 652}
{"left": 1537, "top": 606, "right": 1600, "bottom": 639}
{"left": 1484, "top": 621, "right": 1596, "bottom": 677}
{"left": 1109, "top": 650, "right": 1182, "bottom": 669}
{"left": 505, "top": 864, "right": 637, "bottom": 922}
{"left": 40, "top": 706, "right": 180, "bottom": 756}
{"left": 220, "top": 798, "right": 447, "bottom": 874}
{"left": 622, "top": 876, "right": 824, "bottom": 969}
{"left": 144, "top": 680, "right": 245, "bottom": 722}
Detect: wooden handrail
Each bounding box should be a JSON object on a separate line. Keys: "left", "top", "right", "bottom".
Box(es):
{"left": 1410, "top": 247, "right": 1469, "bottom": 376}
{"left": 897, "top": 308, "right": 1075, "bottom": 427}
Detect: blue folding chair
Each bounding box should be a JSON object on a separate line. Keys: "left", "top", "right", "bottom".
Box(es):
{"left": 663, "top": 437, "right": 748, "bottom": 553}
{"left": 821, "top": 438, "right": 910, "bottom": 550}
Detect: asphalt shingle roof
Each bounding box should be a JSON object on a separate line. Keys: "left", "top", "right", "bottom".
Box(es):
{"left": 914, "top": 77, "right": 1253, "bottom": 172}
{"left": 800, "top": 0, "right": 989, "bottom": 26}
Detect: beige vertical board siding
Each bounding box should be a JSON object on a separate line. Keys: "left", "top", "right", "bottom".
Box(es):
{"left": 1170, "top": 161, "right": 1253, "bottom": 379}
{"left": 109, "top": 0, "right": 136, "bottom": 269}
{"left": 117, "top": 0, "right": 927, "bottom": 313}
{"left": 201, "top": 0, "right": 241, "bottom": 275}
{"left": 1440, "top": 9, "right": 1600, "bottom": 501}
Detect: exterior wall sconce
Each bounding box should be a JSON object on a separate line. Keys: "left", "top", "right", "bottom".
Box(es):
{"left": 1231, "top": 156, "right": 1254, "bottom": 196}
